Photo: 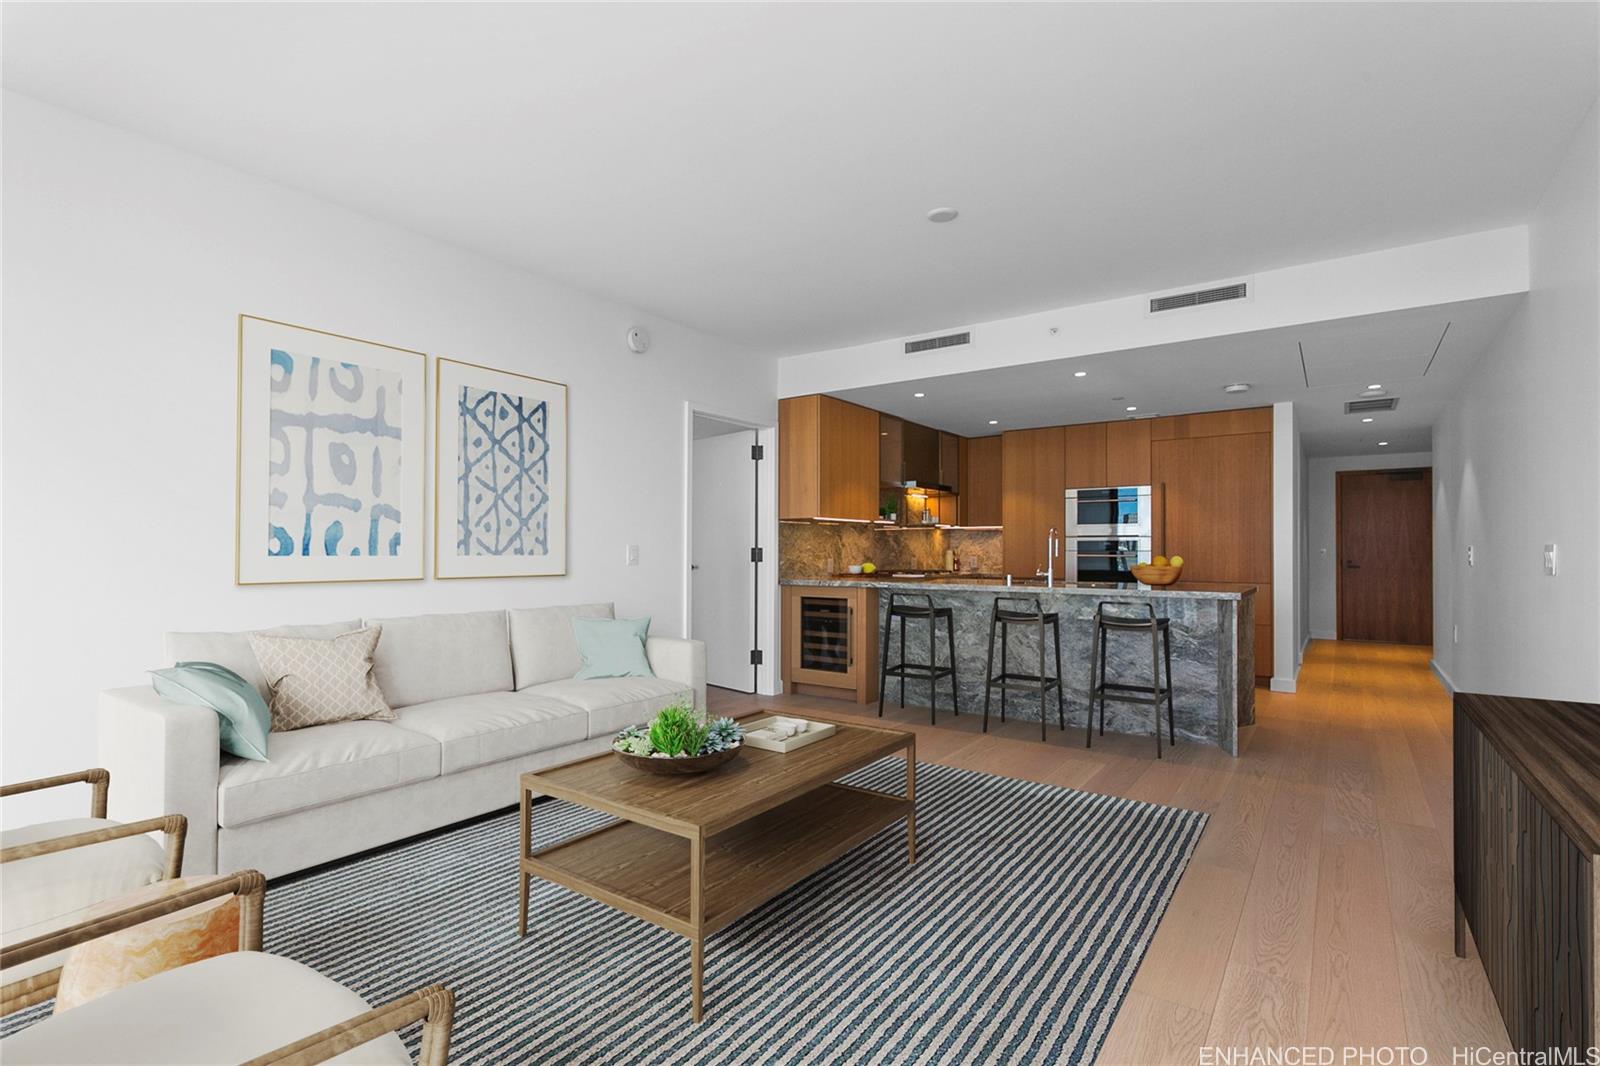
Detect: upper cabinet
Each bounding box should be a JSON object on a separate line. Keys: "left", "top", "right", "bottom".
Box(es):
{"left": 939, "top": 431, "right": 960, "bottom": 493}
{"left": 901, "top": 421, "right": 940, "bottom": 487}
{"left": 779, "top": 395, "right": 879, "bottom": 521}
{"left": 1062, "top": 423, "right": 1108, "bottom": 489}
{"left": 879, "top": 414, "right": 903, "bottom": 486}
{"left": 1105, "top": 419, "right": 1152, "bottom": 485}
{"left": 962, "top": 435, "right": 1003, "bottom": 526}
{"left": 1001, "top": 427, "right": 1065, "bottom": 576}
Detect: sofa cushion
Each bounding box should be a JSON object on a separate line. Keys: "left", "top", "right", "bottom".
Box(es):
{"left": 1, "top": 818, "right": 168, "bottom": 984}
{"left": 393, "top": 691, "right": 589, "bottom": 775}
{"left": 1, "top": 951, "right": 410, "bottom": 1065}
{"left": 217, "top": 720, "right": 439, "bottom": 828}
{"left": 166, "top": 620, "right": 361, "bottom": 700}
{"left": 249, "top": 625, "right": 396, "bottom": 730}
{"left": 364, "top": 610, "right": 513, "bottom": 708}
{"left": 522, "top": 677, "right": 693, "bottom": 739}
{"left": 509, "top": 603, "right": 614, "bottom": 688}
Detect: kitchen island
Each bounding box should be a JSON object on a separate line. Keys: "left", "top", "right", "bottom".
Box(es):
{"left": 780, "top": 575, "right": 1256, "bottom": 755}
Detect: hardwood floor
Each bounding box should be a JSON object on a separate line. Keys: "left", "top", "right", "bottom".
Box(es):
{"left": 708, "top": 639, "right": 1513, "bottom": 1063}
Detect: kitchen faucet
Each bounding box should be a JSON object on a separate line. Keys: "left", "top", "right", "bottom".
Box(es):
{"left": 1036, "top": 527, "right": 1060, "bottom": 588}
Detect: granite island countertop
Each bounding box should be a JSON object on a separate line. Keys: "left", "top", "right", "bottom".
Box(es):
{"left": 781, "top": 573, "right": 1256, "bottom": 755}
{"left": 781, "top": 574, "right": 1257, "bottom": 600}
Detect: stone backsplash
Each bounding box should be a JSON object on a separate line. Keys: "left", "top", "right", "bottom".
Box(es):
{"left": 779, "top": 522, "right": 1004, "bottom": 578}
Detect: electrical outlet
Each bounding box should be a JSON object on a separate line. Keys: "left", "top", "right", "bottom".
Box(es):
{"left": 625, "top": 544, "right": 640, "bottom": 566}
{"left": 1453, "top": 624, "right": 1459, "bottom": 644}
{"left": 1467, "top": 544, "right": 1475, "bottom": 567}
{"left": 1544, "top": 543, "right": 1558, "bottom": 576}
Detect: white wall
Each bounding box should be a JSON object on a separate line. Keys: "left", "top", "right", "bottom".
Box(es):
{"left": 1433, "top": 96, "right": 1600, "bottom": 700}
{"left": 1305, "top": 451, "right": 1434, "bottom": 639}
{"left": 1270, "top": 401, "right": 1300, "bottom": 691}
{"left": 0, "top": 94, "right": 778, "bottom": 824}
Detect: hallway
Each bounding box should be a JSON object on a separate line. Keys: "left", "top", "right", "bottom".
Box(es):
{"left": 710, "top": 640, "right": 1513, "bottom": 1062}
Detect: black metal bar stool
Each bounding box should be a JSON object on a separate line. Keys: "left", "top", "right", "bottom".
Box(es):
{"left": 878, "top": 592, "right": 958, "bottom": 724}
{"left": 1087, "top": 601, "right": 1177, "bottom": 758}
{"left": 982, "top": 596, "right": 1065, "bottom": 741}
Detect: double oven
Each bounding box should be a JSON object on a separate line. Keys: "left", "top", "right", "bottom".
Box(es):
{"left": 1063, "top": 486, "right": 1153, "bottom": 584}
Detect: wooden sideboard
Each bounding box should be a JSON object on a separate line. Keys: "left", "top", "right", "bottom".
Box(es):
{"left": 1454, "top": 691, "right": 1600, "bottom": 1055}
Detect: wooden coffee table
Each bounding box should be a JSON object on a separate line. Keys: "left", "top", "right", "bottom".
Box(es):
{"left": 517, "top": 717, "right": 915, "bottom": 1021}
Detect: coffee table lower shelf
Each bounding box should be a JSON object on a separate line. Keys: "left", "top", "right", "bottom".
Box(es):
{"left": 518, "top": 777, "right": 915, "bottom": 1020}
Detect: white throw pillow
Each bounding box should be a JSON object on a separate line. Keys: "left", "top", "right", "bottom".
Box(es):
{"left": 248, "top": 625, "right": 395, "bottom": 731}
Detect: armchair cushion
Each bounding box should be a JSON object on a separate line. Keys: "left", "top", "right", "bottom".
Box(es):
{"left": 54, "top": 875, "right": 241, "bottom": 1013}
{"left": 0, "top": 819, "right": 166, "bottom": 984}
{"left": 2, "top": 950, "right": 410, "bottom": 1064}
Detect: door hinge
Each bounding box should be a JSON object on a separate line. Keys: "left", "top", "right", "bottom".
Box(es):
{"left": 750, "top": 546, "right": 764, "bottom": 563}
{"left": 749, "top": 649, "right": 764, "bottom": 666}
{"left": 751, "top": 444, "right": 764, "bottom": 461}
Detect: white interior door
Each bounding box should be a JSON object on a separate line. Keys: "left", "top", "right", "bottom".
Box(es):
{"left": 692, "top": 429, "right": 756, "bottom": 692}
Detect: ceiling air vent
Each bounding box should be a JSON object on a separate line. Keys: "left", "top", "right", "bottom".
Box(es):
{"left": 1149, "top": 282, "right": 1249, "bottom": 314}
{"left": 1345, "top": 398, "right": 1399, "bottom": 414}
{"left": 904, "top": 331, "right": 971, "bottom": 355}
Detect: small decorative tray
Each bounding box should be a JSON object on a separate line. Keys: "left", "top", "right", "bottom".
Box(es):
{"left": 740, "top": 716, "right": 837, "bottom": 753}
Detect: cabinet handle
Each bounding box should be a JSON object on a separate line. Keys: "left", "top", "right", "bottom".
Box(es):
{"left": 847, "top": 606, "right": 854, "bottom": 666}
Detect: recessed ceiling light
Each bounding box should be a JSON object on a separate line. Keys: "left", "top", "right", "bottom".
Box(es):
{"left": 1378, "top": 441, "right": 1390, "bottom": 446}
{"left": 1223, "top": 382, "right": 1252, "bottom": 394}
{"left": 1367, "top": 383, "right": 1382, "bottom": 390}
{"left": 926, "top": 207, "right": 959, "bottom": 223}
{"left": 987, "top": 419, "right": 999, "bottom": 425}
{"left": 1362, "top": 417, "right": 1374, "bottom": 423}
{"left": 913, "top": 392, "right": 925, "bottom": 398}
{"left": 1073, "top": 371, "right": 1088, "bottom": 378}
{"left": 1125, "top": 406, "right": 1138, "bottom": 412}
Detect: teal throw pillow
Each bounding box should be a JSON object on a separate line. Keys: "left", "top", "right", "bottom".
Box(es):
{"left": 572, "top": 617, "right": 655, "bottom": 680}
{"left": 151, "top": 661, "right": 271, "bottom": 761}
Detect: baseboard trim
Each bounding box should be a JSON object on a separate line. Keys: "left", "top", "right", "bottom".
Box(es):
{"left": 1270, "top": 676, "right": 1298, "bottom": 693}
{"left": 1310, "top": 629, "right": 1337, "bottom": 641}
{"left": 1430, "top": 658, "right": 1456, "bottom": 695}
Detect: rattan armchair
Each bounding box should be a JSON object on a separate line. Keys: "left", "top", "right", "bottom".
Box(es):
{"left": 0, "top": 870, "right": 455, "bottom": 1065}
{"left": 1, "top": 768, "right": 188, "bottom": 1006}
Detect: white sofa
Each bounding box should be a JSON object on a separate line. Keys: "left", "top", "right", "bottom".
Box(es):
{"left": 97, "top": 605, "right": 705, "bottom": 879}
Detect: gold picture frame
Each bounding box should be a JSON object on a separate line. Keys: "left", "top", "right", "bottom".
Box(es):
{"left": 433, "top": 356, "right": 569, "bottom": 579}
{"left": 236, "top": 315, "right": 427, "bottom": 585}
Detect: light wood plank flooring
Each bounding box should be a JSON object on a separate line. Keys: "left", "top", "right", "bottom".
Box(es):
{"left": 708, "top": 639, "right": 1512, "bottom": 1063}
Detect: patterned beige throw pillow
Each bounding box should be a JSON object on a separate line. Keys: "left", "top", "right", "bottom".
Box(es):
{"left": 248, "top": 625, "right": 395, "bottom": 731}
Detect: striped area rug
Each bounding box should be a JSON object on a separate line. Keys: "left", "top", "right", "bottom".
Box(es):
{"left": 3, "top": 761, "right": 1204, "bottom": 1064}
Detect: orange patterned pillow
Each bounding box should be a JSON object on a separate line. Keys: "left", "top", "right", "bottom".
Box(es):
{"left": 53, "top": 876, "right": 242, "bottom": 1012}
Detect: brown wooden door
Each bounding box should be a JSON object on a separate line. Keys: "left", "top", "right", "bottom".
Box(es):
{"left": 1338, "top": 468, "right": 1432, "bottom": 644}
{"left": 1001, "top": 427, "right": 1064, "bottom": 576}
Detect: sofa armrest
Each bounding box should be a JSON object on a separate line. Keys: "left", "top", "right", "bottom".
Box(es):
{"left": 646, "top": 637, "right": 707, "bottom": 712}
{"left": 97, "top": 687, "right": 220, "bottom": 876}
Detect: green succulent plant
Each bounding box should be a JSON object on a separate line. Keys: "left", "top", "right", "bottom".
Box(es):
{"left": 646, "top": 703, "right": 708, "bottom": 758}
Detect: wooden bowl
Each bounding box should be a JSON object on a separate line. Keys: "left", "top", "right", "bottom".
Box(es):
{"left": 614, "top": 745, "right": 741, "bottom": 776}
{"left": 1130, "top": 564, "right": 1183, "bottom": 587}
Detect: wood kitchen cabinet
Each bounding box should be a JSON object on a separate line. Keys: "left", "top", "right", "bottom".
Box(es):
{"left": 1062, "top": 423, "right": 1108, "bottom": 489}
{"left": 1151, "top": 420, "right": 1273, "bottom": 676}
{"left": 961, "top": 435, "right": 1003, "bottom": 526}
{"left": 939, "top": 431, "right": 960, "bottom": 493}
{"left": 879, "top": 414, "right": 903, "bottom": 487}
{"left": 781, "top": 586, "right": 879, "bottom": 703}
{"left": 1002, "top": 427, "right": 1065, "bottom": 577}
{"left": 779, "top": 394, "right": 879, "bottom": 521}
{"left": 1105, "top": 419, "right": 1152, "bottom": 485}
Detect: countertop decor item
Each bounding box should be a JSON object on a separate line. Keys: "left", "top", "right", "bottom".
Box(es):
{"left": 1130, "top": 563, "right": 1183, "bottom": 586}
{"left": 613, "top": 706, "right": 743, "bottom": 775}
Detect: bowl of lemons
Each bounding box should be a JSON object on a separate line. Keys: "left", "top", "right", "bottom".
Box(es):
{"left": 1131, "top": 554, "right": 1184, "bottom": 586}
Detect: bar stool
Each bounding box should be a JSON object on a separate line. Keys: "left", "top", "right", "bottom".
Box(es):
{"left": 878, "top": 592, "right": 958, "bottom": 724}
{"left": 982, "top": 596, "right": 1065, "bottom": 741}
{"left": 1087, "top": 601, "right": 1177, "bottom": 758}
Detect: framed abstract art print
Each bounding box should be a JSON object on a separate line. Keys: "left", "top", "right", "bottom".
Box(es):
{"left": 236, "top": 315, "right": 426, "bottom": 585}
{"left": 434, "top": 357, "right": 568, "bottom": 578}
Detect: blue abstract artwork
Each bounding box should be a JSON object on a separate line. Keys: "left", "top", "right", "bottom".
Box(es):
{"left": 266, "top": 349, "right": 404, "bottom": 558}
{"left": 456, "top": 385, "right": 549, "bottom": 556}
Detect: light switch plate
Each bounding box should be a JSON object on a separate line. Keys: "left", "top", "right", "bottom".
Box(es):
{"left": 625, "top": 544, "right": 640, "bottom": 566}
{"left": 1467, "top": 545, "right": 1475, "bottom": 566}
{"left": 1543, "top": 543, "right": 1557, "bottom": 576}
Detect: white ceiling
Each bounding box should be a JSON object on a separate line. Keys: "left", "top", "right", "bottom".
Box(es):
{"left": 831, "top": 294, "right": 1523, "bottom": 458}
{"left": 3, "top": 3, "right": 1594, "bottom": 355}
